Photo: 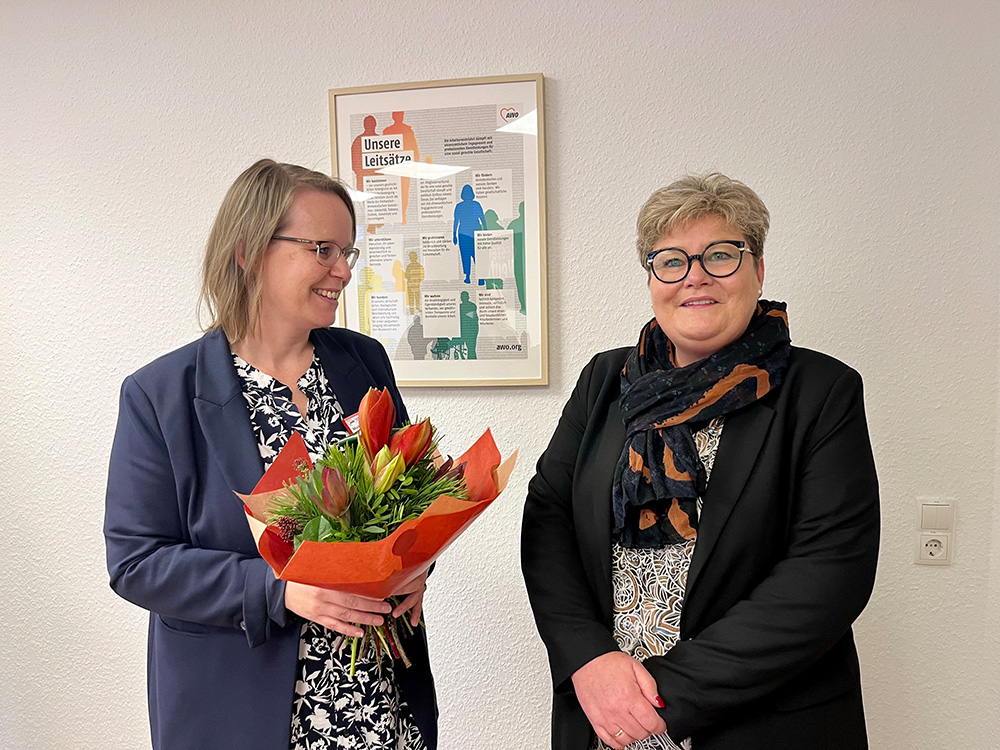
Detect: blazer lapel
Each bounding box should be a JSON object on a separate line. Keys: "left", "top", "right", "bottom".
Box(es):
{"left": 311, "top": 330, "right": 366, "bottom": 414}
{"left": 193, "top": 329, "right": 263, "bottom": 494}
{"left": 578, "top": 397, "right": 626, "bottom": 620}
{"left": 686, "top": 401, "right": 775, "bottom": 599}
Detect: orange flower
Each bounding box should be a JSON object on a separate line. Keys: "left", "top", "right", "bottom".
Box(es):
{"left": 388, "top": 418, "right": 432, "bottom": 468}
{"left": 358, "top": 388, "right": 395, "bottom": 460}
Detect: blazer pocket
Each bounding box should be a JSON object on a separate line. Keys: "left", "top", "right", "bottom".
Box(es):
{"left": 772, "top": 678, "right": 855, "bottom": 712}
{"left": 156, "top": 614, "right": 231, "bottom": 637}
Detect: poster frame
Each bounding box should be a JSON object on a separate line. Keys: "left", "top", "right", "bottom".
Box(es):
{"left": 329, "top": 73, "right": 548, "bottom": 387}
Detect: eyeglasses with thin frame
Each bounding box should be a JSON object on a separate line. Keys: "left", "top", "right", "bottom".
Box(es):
{"left": 271, "top": 235, "right": 360, "bottom": 269}
{"left": 646, "top": 240, "right": 756, "bottom": 283}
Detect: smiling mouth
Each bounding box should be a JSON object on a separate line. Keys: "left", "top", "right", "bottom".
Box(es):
{"left": 681, "top": 299, "right": 717, "bottom": 307}
{"left": 314, "top": 289, "right": 340, "bottom": 300}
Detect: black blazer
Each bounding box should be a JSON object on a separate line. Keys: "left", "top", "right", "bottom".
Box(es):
{"left": 105, "top": 327, "right": 437, "bottom": 750}
{"left": 522, "top": 346, "right": 879, "bottom": 749}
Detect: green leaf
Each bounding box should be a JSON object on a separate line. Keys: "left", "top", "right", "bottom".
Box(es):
{"left": 317, "top": 515, "right": 334, "bottom": 540}
{"left": 300, "top": 516, "right": 322, "bottom": 543}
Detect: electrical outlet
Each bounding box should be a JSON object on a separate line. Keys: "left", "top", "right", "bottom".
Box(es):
{"left": 915, "top": 532, "right": 951, "bottom": 566}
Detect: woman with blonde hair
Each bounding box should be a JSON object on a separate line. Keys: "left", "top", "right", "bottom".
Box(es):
{"left": 523, "top": 173, "right": 879, "bottom": 749}
{"left": 105, "top": 159, "right": 436, "bottom": 750}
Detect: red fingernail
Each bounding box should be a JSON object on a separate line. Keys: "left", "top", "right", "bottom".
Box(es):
{"left": 654, "top": 695, "right": 665, "bottom": 708}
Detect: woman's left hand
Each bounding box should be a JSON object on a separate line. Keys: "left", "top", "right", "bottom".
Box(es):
{"left": 391, "top": 571, "right": 428, "bottom": 627}
{"left": 572, "top": 651, "right": 667, "bottom": 748}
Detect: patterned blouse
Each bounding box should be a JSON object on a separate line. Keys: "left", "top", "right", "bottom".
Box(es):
{"left": 595, "top": 417, "right": 725, "bottom": 750}
{"left": 233, "top": 351, "right": 426, "bottom": 750}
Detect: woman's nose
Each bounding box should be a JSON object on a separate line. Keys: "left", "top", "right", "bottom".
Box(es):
{"left": 685, "top": 256, "right": 712, "bottom": 285}
{"left": 329, "top": 255, "right": 352, "bottom": 283}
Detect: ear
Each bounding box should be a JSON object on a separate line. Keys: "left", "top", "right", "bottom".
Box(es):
{"left": 236, "top": 243, "right": 246, "bottom": 270}
{"left": 756, "top": 256, "right": 765, "bottom": 289}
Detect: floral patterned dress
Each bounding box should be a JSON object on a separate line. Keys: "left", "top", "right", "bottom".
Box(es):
{"left": 594, "top": 417, "right": 724, "bottom": 750}
{"left": 233, "top": 351, "right": 426, "bottom": 750}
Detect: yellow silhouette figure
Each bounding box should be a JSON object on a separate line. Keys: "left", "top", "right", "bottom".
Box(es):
{"left": 382, "top": 111, "right": 420, "bottom": 225}
{"left": 404, "top": 252, "right": 425, "bottom": 314}
{"left": 356, "top": 267, "right": 385, "bottom": 336}
{"left": 392, "top": 259, "right": 406, "bottom": 292}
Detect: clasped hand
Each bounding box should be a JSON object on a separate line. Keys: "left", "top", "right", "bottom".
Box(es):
{"left": 284, "top": 571, "right": 427, "bottom": 638}
{"left": 572, "top": 651, "right": 667, "bottom": 748}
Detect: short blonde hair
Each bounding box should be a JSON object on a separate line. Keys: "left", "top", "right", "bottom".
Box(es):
{"left": 199, "top": 159, "right": 356, "bottom": 343}
{"left": 636, "top": 173, "right": 769, "bottom": 269}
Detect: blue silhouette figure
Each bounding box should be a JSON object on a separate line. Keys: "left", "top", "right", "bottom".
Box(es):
{"left": 452, "top": 184, "right": 485, "bottom": 283}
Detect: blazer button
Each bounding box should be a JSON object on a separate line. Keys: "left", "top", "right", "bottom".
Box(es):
{"left": 240, "top": 620, "right": 247, "bottom": 631}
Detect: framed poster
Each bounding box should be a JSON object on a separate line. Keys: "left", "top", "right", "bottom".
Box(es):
{"left": 330, "top": 74, "right": 547, "bottom": 387}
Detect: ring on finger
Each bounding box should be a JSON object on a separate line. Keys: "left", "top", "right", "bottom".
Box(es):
{"left": 613, "top": 728, "right": 625, "bottom": 738}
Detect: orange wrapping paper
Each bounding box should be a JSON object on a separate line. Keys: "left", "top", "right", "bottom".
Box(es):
{"left": 239, "top": 430, "right": 517, "bottom": 599}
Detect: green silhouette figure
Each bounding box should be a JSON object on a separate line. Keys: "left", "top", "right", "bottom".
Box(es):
{"left": 483, "top": 209, "right": 503, "bottom": 231}
{"left": 460, "top": 291, "right": 479, "bottom": 360}
{"left": 404, "top": 251, "right": 425, "bottom": 314}
{"left": 430, "top": 337, "right": 461, "bottom": 359}
{"left": 507, "top": 201, "right": 526, "bottom": 314}
{"left": 477, "top": 209, "right": 506, "bottom": 290}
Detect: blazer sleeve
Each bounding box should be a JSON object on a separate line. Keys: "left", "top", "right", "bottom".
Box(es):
{"left": 646, "top": 366, "right": 880, "bottom": 740}
{"left": 105, "top": 376, "right": 287, "bottom": 647}
{"left": 522, "top": 355, "right": 620, "bottom": 690}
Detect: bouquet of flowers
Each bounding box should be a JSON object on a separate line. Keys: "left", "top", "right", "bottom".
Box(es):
{"left": 238, "top": 388, "right": 515, "bottom": 672}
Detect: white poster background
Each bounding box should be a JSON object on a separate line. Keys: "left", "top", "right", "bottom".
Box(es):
{"left": 366, "top": 234, "right": 404, "bottom": 286}
{"left": 362, "top": 175, "right": 402, "bottom": 224}
{"left": 368, "top": 292, "right": 405, "bottom": 339}
{"left": 420, "top": 233, "right": 459, "bottom": 280}
{"left": 471, "top": 170, "right": 513, "bottom": 221}
{"left": 421, "top": 291, "right": 462, "bottom": 338}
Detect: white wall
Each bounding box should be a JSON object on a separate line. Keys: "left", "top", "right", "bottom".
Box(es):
{"left": 2, "top": 1, "right": 998, "bottom": 747}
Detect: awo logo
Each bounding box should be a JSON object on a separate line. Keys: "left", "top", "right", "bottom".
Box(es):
{"left": 499, "top": 106, "right": 520, "bottom": 125}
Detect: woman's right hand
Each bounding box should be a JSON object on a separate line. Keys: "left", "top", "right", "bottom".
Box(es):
{"left": 284, "top": 581, "right": 392, "bottom": 638}
{"left": 571, "top": 651, "right": 667, "bottom": 749}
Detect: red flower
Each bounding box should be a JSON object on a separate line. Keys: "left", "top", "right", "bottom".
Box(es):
{"left": 388, "top": 418, "right": 432, "bottom": 468}
{"left": 358, "top": 388, "right": 395, "bottom": 460}
{"left": 432, "top": 456, "right": 466, "bottom": 483}
{"left": 319, "top": 466, "right": 353, "bottom": 520}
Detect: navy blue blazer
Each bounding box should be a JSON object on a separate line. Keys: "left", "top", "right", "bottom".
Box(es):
{"left": 522, "top": 347, "right": 879, "bottom": 749}
{"left": 105, "top": 327, "right": 437, "bottom": 750}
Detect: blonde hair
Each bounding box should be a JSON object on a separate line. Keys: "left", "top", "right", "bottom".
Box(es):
{"left": 636, "top": 173, "right": 769, "bottom": 269}
{"left": 199, "top": 159, "right": 356, "bottom": 342}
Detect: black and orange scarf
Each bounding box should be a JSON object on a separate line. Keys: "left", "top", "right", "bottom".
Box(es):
{"left": 612, "top": 300, "right": 791, "bottom": 548}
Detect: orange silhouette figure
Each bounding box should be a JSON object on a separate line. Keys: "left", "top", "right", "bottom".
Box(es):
{"left": 382, "top": 111, "right": 420, "bottom": 224}
{"left": 350, "top": 115, "right": 380, "bottom": 192}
